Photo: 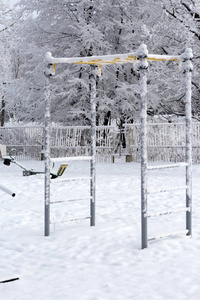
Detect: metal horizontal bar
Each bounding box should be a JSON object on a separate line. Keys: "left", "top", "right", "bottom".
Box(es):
{"left": 148, "top": 185, "right": 189, "bottom": 194}
{"left": 51, "top": 177, "right": 92, "bottom": 183}
{"left": 147, "top": 162, "right": 189, "bottom": 170}
{"left": 51, "top": 156, "right": 92, "bottom": 162}
{"left": 148, "top": 230, "right": 189, "bottom": 241}
{"left": 146, "top": 207, "right": 190, "bottom": 218}
{"left": 147, "top": 54, "right": 180, "bottom": 61}
{"left": 50, "top": 216, "right": 91, "bottom": 224}
{"left": 45, "top": 51, "right": 137, "bottom": 65}
{"left": 45, "top": 52, "right": 180, "bottom": 66}
{"left": 50, "top": 197, "right": 92, "bottom": 204}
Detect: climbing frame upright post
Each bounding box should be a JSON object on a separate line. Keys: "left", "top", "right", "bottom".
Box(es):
{"left": 181, "top": 48, "right": 193, "bottom": 236}
{"left": 136, "top": 44, "right": 149, "bottom": 249}
{"left": 44, "top": 73, "right": 51, "bottom": 237}
{"left": 90, "top": 65, "right": 98, "bottom": 226}
{"left": 43, "top": 54, "right": 98, "bottom": 236}
{"left": 138, "top": 45, "right": 193, "bottom": 249}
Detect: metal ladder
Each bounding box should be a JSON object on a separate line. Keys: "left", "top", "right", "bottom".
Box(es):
{"left": 137, "top": 45, "right": 193, "bottom": 249}
{"left": 44, "top": 65, "right": 97, "bottom": 236}
{"left": 49, "top": 156, "right": 94, "bottom": 226}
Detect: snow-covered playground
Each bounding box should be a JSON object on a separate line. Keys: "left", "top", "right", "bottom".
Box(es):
{"left": 1, "top": 159, "right": 200, "bottom": 299}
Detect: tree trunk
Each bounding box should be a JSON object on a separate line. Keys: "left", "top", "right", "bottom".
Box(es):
{"left": 1, "top": 97, "right": 5, "bottom": 127}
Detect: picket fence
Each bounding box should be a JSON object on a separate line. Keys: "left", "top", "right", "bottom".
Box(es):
{"left": 0, "top": 123, "right": 200, "bottom": 163}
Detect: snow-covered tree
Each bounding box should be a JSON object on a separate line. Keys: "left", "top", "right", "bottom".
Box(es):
{"left": 15, "top": 0, "right": 148, "bottom": 124}
{"left": 6, "top": 0, "right": 200, "bottom": 124}
{"left": 0, "top": 0, "right": 25, "bottom": 125}
{"left": 160, "top": 0, "right": 200, "bottom": 118}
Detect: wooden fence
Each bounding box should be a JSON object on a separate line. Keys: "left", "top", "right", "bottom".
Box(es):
{"left": 0, "top": 123, "right": 200, "bottom": 163}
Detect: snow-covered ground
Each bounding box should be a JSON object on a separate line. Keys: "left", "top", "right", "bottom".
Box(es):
{"left": 0, "top": 159, "right": 200, "bottom": 300}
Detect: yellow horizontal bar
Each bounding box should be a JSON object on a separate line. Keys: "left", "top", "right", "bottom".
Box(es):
{"left": 71, "top": 56, "right": 180, "bottom": 65}
{"left": 147, "top": 57, "right": 180, "bottom": 62}
{"left": 45, "top": 51, "right": 181, "bottom": 67}
{"left": 71, "top": 55, "right": 136, "bottom": 65}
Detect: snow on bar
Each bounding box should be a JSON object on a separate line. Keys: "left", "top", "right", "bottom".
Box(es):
{"left": 51, "top": 156, "right": 92, "bottom": 162}
{"left": 148, "top": 230, "right": 189, "bottom": 241}
{"left": 51, "top": 177, "right": 92, "bottom": 183}
{"left": 147, "top": 54, "right": 180, "bottom": 62}
{"left": 50, "top": 216, "right": 91, "bottom": 224}
{"left": 148, "top": 185, "right": 189, "bottom": 194}
{"left": 50, "top": 197, "right": 92, "bottom": 204}
{"left": 147, "top": 162, "right": 189, "bottom": 170}
{"left": 146, "top": 207, "right": 190, "bottom": 218}
{"left": 44, "top": 51, "right": 180, "bottom": 66}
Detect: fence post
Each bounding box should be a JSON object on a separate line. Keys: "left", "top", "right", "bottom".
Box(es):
{"left": 136, "top": 44, "right": 149, "bottom": 249}
{"left": 181, "top": 48, "right": 193, "bottom": 236}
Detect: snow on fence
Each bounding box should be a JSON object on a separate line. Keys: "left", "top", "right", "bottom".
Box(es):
{"left": 0, "top": 125, "right": 115, "bottom": 162}
{"left": 0, "top": 125, "right": 44, "bottom": 160}
{"left": 0, "top": 123, "right": 200, "bottom": 163}
{"left": 125, "top": 122, "right": 200, "bottom": 163}
{"left": 50, "top": 125, "right": 114, "bottom": 162}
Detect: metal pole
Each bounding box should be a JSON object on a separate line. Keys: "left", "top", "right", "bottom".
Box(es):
{"left": 181, "top": 48, "right": 193, "bottom": 236}
{"left": 0, "top": 184, "right": 15, "bottom": 197}
{"left": 44, "top": 74, "right": 51, "bottom": 236}
{"left": 136, "top": 44, "right": 149, "bottom": 249}
{"left": 90, "top": 65, "right": 97, "bottom": 226}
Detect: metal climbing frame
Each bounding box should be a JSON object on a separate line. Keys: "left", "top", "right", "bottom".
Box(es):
{"left": 137, "top": 45, "right": 193, "bottom": 249}
{"left": 44, "top": 60, "right": 97, "bottom": 236}
{"left": 44, "top": 44, "right": 193, "bottom": 244}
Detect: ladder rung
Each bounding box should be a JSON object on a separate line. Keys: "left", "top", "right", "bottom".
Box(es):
{"left": 147, "top": 162, "right": 189, "bottom": 170}
{"left": 148, "top": 185, "right": 189, "bottom": 194}
{"left": 50, "top": 197, "right": 92, "bottom": 204}
{"left": 51, "top": 177, "right": 92, "bottom": 183}
{"left": 146, "top": 207, "right": 190, "bottom": 218}
{"left": 148, "top": 230, "right": 189, "bottom": 241}
{"left": 50, "top": 216, "right": 91, "bottom": 224}
{"left": 51, "top": 156, "right": 92, "bottom": 163}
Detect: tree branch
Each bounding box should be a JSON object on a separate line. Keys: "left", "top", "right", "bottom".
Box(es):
{"left": 180, "top": 1, "right": 200, "bottom": 20}
{"left": 163, "top": 4, "right": 200, "bottom": 40}
{"left": 0, "top": 14, "right": 23, "bottom": 33}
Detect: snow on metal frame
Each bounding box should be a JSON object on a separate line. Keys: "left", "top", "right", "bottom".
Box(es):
{"left": 44, "top": 44, "right": 192, "bottom": 246}
{"left": 146, "top": 207, "right": 190, "bottom": 218}
{"left": 51, "top": 156, "right": 92, "bottom": 162}
{"left": 50, "top": 216, "right": 91, "bottom": 224}
{"left": 182, "top": 48, "right": 193, "bottom": 237}
{"left": 50, "top": 177, "right": 92, "bottom": 183}
{"left": 148, "top": 230, "right": 189, "bottom": 242}
{"left": 135, "top": 45, "right": 193, "bottom": 249}
{"left": 147, "top": 162, "right": 189, "bottom": 170}
{"left": 147, "top": 185, "right": 189, "bottom": 194}
{"left": 44, "top": 51, "right": 180, "bottom": 67}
